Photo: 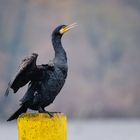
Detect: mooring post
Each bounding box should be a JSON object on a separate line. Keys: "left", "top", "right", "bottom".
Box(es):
{"left": 18, "top": 113, "right": 67, "bottom": 140}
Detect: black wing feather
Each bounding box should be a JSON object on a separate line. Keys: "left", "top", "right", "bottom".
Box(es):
{"left": 5, "top": 53, "right": 38, "bottom": 96}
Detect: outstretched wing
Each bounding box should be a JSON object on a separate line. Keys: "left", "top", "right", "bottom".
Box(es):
{"left": 5, "top": 53, "right": 38, "bottom": 96}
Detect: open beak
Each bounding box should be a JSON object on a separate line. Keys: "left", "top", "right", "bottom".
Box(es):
{"left": 60, "top": 23, "right": 78, "bottom": 34}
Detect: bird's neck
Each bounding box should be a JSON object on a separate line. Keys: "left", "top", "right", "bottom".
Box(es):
{"left": 52, "top": 35, "right": 67, "bottom": 66}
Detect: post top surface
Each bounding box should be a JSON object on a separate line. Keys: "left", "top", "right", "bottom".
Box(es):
{"left": 18, "top": 113, "right": 66, "bottom": 120}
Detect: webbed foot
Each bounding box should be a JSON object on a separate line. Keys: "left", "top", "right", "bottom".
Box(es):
{"left": 38, "top": 107, "right": 53, "bottom": 117}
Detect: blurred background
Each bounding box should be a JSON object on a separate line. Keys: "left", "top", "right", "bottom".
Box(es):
{"left": 0, "top": 0, "right": 140, "bottom": 139}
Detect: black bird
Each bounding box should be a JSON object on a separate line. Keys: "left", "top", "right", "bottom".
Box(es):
{"left": 5, "top": 23, "right": 77, "bottom": 121}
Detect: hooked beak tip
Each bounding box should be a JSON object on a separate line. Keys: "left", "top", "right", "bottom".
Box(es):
{"left": 67, "top": 22, "right": 78, "bottom": 30}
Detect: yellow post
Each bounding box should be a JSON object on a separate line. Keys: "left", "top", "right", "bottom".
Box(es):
{"left": 17, "top": 113, "right": 67, "bottom": 140}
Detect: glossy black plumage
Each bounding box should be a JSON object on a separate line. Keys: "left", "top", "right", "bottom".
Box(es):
{"left": 6, "top": 25, "right": 69, "bottom": 121}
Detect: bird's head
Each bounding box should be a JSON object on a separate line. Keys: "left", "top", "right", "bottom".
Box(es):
{"left": 52, "top": 23, "right": 77, "bottom": 38}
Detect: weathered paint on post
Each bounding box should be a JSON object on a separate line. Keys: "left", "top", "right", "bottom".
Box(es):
{"left": 18, "top": 113, "right": 67, "bottom": 140}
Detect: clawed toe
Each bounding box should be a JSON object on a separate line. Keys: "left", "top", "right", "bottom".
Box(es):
{"left": 38, "top": 107, "right": 62, "bottom": 117}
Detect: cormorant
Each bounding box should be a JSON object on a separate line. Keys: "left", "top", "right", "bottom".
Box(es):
{"left": 5, "top": 23, "right": 77, "bottom": 121}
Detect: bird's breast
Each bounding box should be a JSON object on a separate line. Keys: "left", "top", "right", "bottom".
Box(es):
{"left": 38, "top": 66, "right": 67, "bottom": 98}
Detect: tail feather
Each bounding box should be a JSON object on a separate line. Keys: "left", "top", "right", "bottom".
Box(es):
{"left": 7, "top": 105, "right": 27, "bottom": 121}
